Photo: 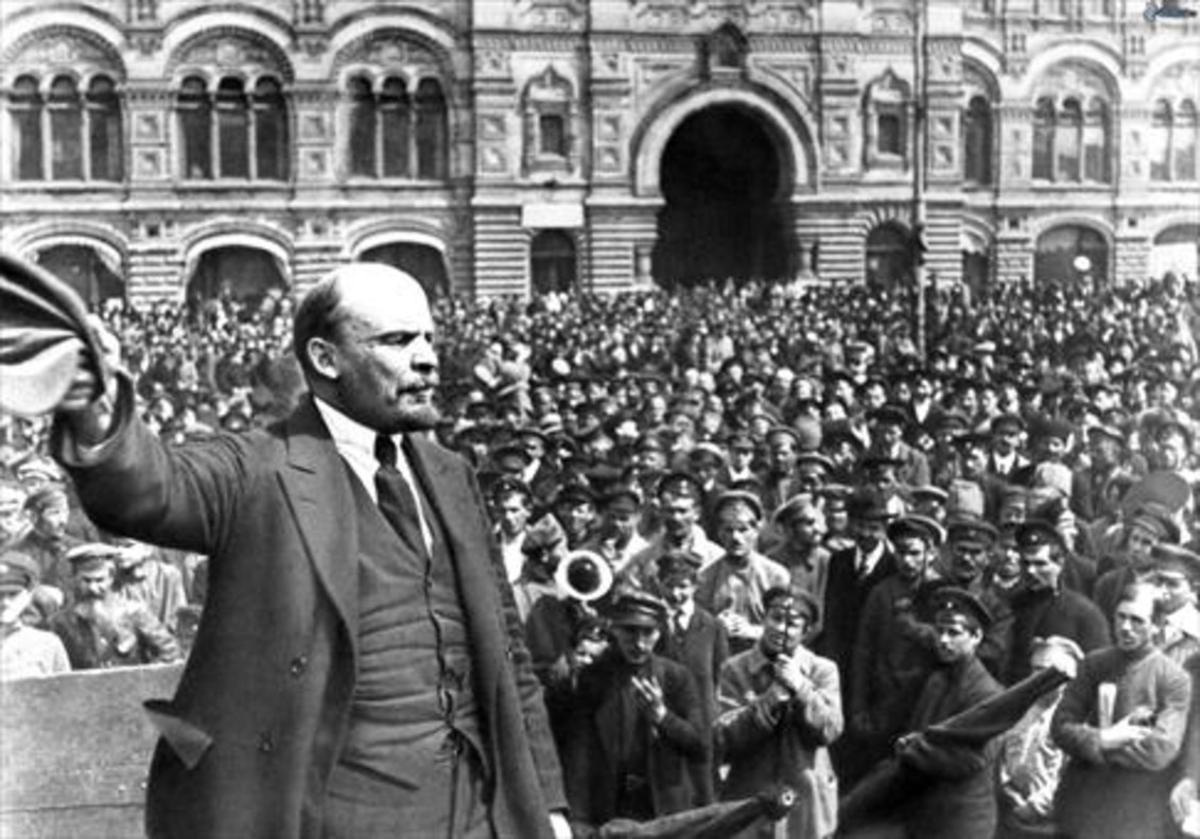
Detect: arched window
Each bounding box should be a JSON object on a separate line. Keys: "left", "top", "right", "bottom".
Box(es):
{"left": 1056, "top": 98, "right": 1082, "bottom": 182}
{"left": 522, "top": 66, "right": 574, "bottom": 174}
{"left": 87, "top": 75, "right": 122, "bottom": 181}
{"left": 178, "top": 76, "right": 212, "bottom": 179}
{"left": 1174, "top": 100, "right": 1196, "bottom": 181}
{"left": 254, "top": 77, "right": 288, "bottom": 181}
{"left": 347, "top": 76, "right": 376, "bottom": 177}
{"left": 1083, "top": 98, "right": 1110, "bottom": 182}
{"left": 344, "top": 75, "right": 447, "bottom": 181}
{"left": 48, "top": 75, "right": 84, "bottom": 180}
{"left": 1151, "top": 99, "right": 1173, "bottom": 182}
{"left": 963, "top": 95, "right": 992, "bottom": 185}
{"left": 380, "top": 76, "right": 410, "bottom": 178}
{"left": 864, "top": 70, "right": 910, "bottom": 169}
{"left": 10, "top": 74, "right": 43, "bottom": 180}
{"left": 1032, "top": 96, "right": 1055, "bottom": 180}
{"left": 414, "top": 78, "right": 447, "bottom": 180}
{"left": 215, "top": 77, "right": 249, "bottom": 178}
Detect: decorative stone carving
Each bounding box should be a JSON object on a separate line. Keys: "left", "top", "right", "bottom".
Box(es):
{"left": 630, "top": 0, "right": 813, "bottom": 31}
{"left": 598, "top": 115, "right": 622, "bottom": 142}
{"left": 870, "top": 10, "right": 913, "bottom": 33}
{"left": 514, "top": 0, "right": 585, "bottom": 29}
{"left": 477, "top": 50, "right": 510, "bottom": 77}
{"left": 4, "top": 28, "right": 124, "bottom": 77}
{"left": 135, "top": 150, "right": 162, "bottom": 178}
{"left": 171, "top": 29, "right": 293, "bottom": 81}
{"left": 304, "top": 151, "right": 328, "bottom": 177}
{"left": 334, "top": 31, "right": 441, "bottom": 79}
{"left": 301, "top": 114, "right": 328, "bottom": 140}
{"left": 481, "top": 116, "right": 507, "bottom": 139}
{"left": 597, "top": 147, "right": 621, "bottom": 171}
{"left": 135, "top": 113, "right": 162, "bottom": 141}
{"left": 481, "top": 147, "right": 507, "bottom": 172}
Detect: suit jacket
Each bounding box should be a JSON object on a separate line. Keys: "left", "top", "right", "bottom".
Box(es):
{"left": 816, "top": 546, "right": 896, "bottom": 693}
{"left": 559, "top": 651, "right": 705, "bottom": 825}
{"left": 656, "top": 605, "right": 729, "bottom": 805}
{"left": 53, "top": 380, "right": 565, "bottom": 839}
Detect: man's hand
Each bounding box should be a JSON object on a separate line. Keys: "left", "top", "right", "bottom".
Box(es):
{"left": 1171, "top": 778, "right": 1200, "bottom": 835}
{"left": 1098, "top": 713, "right": 1154, "bottom": 751}
{"left": 718, "top": 610, "right": 763, "bottom": 640}
{"left": 631, "top": 675, "right": 667, "bottom": 723}
{"left": 548, "top": 810, "right": 573, "bottom": 839}
{"left": 57, "top": 318, "right": 122, "bottom": 443}
{"left": 771, "top": 653, "right": 808, "bottom": 696}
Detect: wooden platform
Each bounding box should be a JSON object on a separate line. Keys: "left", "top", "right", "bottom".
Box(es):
{"left": 1, "top": 664, "right": 183, "bottom": 839}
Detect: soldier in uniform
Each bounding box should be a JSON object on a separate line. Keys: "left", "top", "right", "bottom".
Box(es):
{"left": 0, "top": 549, "right": 69, "bottom": 680}
{"left": 49, "top": 543, "right": 181, "bottom": 670}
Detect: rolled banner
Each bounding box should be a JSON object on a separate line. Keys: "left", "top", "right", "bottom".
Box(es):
{"left": 0, "top": 251, "right": 111, "bottom": 417}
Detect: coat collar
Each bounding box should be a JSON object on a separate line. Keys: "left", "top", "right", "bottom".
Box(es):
{"left": 278, "top": 396, "right": 360, "bottom": 653}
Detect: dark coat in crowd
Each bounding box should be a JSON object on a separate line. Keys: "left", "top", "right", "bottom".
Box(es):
{"left": 893, "top": 654, "right": 1004, "bottom": 839}
{"left": 655, "top": 604, "right": 728, "bottom": 805}
{"left": 52, "top": 382, "right": 565, "bottom": 839}
{"left": 1006, "top": 586, "right": 1110, "bottom": 684}
{"left": 559, "top": 649, "right": 705, "bottom": 825}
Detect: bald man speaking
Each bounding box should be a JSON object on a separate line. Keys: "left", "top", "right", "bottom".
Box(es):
{"left": 51, "top": 264, "right": 569, "bottom": 839}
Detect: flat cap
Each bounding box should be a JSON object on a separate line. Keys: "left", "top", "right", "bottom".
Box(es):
{"left": 64, "top": 542, "right": 121, "bottom": 571}
{"left": 930, "top": 586, "right": 993, "bottom": 630}
{"left": 605, "top": 590, "right": 667, "bottom": 628}
{"left": 947, "top": 517, "right": 998, "bottom": 547}
{"left": 887, "top": 514, "right": 945, "bottom": 547}
{"left": 712, "top": 489, "right": 765, "bottom": 522}
{"left": 762, "top": 586, "right": 821, "bottom": 625}
{"left": 1015, "top": 517, "right": 1066, "bottom": 552}
{"left": 656, "top": 548, "right": 703, "bottom": 580}
{"left": 0, "top": 550, "right": 39, "bottom": 591}
{"left": 1150, "top": 543, "right": 1200, "bottom": 579}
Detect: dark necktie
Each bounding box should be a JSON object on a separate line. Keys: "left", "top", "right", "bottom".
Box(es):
{"left": 374, "top": 433, "right": 427, "bottom": 558}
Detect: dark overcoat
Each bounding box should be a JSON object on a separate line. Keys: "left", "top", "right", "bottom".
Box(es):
{"left": 559, "top": 650, "right": 705, "bottom": 825}
{"left": 52, "top": 382, "right": 565, "bottom": 839}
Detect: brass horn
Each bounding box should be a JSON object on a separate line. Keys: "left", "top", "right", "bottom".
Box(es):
{"left": 554, "top": 549, "right": 614, "bottom": 603}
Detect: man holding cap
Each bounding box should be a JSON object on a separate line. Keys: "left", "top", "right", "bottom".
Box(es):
{"left": 558, "top": 590, "right": 705, "bottom": 826}
{"left": 716, "top": 586, "right": 842, "bottom": 839}
{"left": 0, "top": 549, "right": 69, "bottom": 680}
{"left": 50, "top": 542, "right": 180, "bottom": 670}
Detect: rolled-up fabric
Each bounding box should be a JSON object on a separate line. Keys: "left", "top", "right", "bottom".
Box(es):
{"left": 839, "top": 667, "right": 1070, "bottom": 826}
{"left": 569, "top": 786, "right": 796, "bottom": 839}
{"left": 0, "top": 251, "right": 110, "bottom": 417}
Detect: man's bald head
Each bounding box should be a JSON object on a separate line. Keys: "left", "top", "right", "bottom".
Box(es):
{"left": 293, "top": 263, "right": 427, "bottom": 382}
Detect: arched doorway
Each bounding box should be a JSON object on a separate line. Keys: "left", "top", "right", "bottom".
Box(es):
{"left": 186, "top": 246, "right": 288, "bottom": 307}
{"left": 1150, "top": 224, "right": 1200, "bottom": 282}
{"left": 652, "top": 105, "right": 797, "bottom": 288}
{"left": 360, "top": 242, "right": 449, "bottom": 300}
{"left": 35, "top": 244, "right": 123, "bottom": 308}
{"left": 530, "top": 230, "right": 576, "bottom": 295}
{"left": 1034, "top": 225, "right": 1108, "bottom": 287}
{"left": 865, "top": 223, "right": 912, "bottom": 290}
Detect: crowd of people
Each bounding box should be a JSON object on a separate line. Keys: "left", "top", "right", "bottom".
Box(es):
{"left": 2, "top": 270, "right": 1200, "bottom": 838}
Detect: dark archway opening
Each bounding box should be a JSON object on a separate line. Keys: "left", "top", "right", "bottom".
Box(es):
{"left": 865, "top": 223, "right": 913, "bottom": 290}
{"left": 962, "top": 250, "right": 990, "bottom": 299}
{"left": 1034, "top": 226, "right": 1108, "bottom": 289}
{"left": 1150, "top": 224, "right": 1200, "bottom": 282}
{"left": 186, "top": 246, "right": 288, "bottom": 308}
{"left": 36, "top": 244, "right": 123, "bottom": 308}
{"left": 530, "top": 230, "right": 577, "bottom": 295}
{"left": 360, "top": 242, "right": 450, "bottom": 300}
{"left": 653, "top": 105, "right": 796, "bottom": 288}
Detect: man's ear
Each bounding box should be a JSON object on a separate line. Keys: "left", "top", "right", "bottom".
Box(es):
{"left": 306, "top": 337, "right": 340, "bottom": 380}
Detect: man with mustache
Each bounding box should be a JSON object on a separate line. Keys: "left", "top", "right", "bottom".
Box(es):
{"left": 51, "top": 263, "right": 569, "bottom": 839}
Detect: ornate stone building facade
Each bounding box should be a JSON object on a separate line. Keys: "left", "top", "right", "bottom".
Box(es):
{"left": 1, "top": 0, "right": 1197, "bottom": 302}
